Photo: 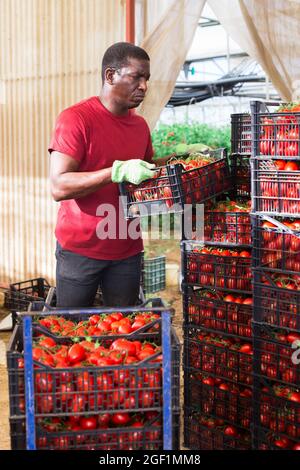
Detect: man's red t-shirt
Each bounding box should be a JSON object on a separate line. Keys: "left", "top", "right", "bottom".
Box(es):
{"left": 48, "top": 96, "right": 153, "bottom": 260}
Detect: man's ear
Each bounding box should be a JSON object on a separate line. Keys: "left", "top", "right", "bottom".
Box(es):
{"left": 105, "top": 68, "right": 116, "bottom": 85}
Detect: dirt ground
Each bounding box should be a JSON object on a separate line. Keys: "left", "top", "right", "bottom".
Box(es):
{"left": 0, "top": 239, "right": 184, "bottom": 450}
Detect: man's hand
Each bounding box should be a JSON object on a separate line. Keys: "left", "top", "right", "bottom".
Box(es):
{"left": 112, "top": 159, "right": 156, "bottom": 185}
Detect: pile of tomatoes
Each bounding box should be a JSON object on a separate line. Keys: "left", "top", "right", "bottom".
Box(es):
{"left": 177, "top": 154, "right": 230, "bottom": 204}
{"left": 129, "top": 152, "right": 230, "bottom": 208}
{"left": 257, "top": 328, "right": 300, "bottom": 385}
{"left": 130, "top": 167, "right": 174, "bottom": 208}
{"left": 187, "top": 246, "right": 252, "bottom": 292}
{"left": 187, "top": 372, "right": 252, "bottom": 429}
{"left": 187, "top": 289, "right": 252, "bottom": 338}
{"left": 16, "top": 335, "right": 163, "bottom": 416}
{"left": 258, "top": 383, "right": 300, "bottom": 443}
{"left": 258, "top": 272, "right": 300, "bottom": 329}
{"left": 258, "top": 219, "right": 300, "bottom": 272}
{"left": 188, "top": 329, "right": 253, "bottom": 386}
{"left": 259, "top": 104, "right": 300, "bottom": 157}
{"left": 34, "top": 411, "right": 162, "bottom": 450}
{"left": 204, "top": 199, "right": 251, "bottom": 245}
{"left": 187, "top": 412, "right": 251, "bottom": 450}
{"left": 37, "top": 311, "right": 161, "bottom": 337}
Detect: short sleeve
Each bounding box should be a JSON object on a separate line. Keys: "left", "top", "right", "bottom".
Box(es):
{"left": 48, "top": 108, "right": 86, "bottom": 163}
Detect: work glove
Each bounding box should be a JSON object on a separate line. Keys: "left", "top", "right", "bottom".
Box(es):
{"left": 112, "top": 159, "right": 157, "bottom": 185}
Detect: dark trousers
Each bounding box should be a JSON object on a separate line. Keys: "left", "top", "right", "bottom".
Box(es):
{"left": 55, "top": 243, "right": 142, "bottom": 308}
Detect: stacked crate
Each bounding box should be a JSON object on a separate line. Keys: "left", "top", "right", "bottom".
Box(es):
{"left": 230, "top": 113, "right": 251, "bottom": 198}
{"left": 182, "top": 123, "right": 253, "bottom": 449}
{"left": 7, "top": 301, "right": 180, "bottom": 450}
{"left": 119, "top": 146, "right": 237, "bottom": 449}
{"left": 182, "top": 242, "right": 253, "bottom": 449}
{"left": 4, "top": 278, "right": 52, "bottom": 327}
{"left": 251, "top": 101, "right": 300, "bottom": 450}
{"left": 142, "top": 256, "right": 166, "bottom": 295}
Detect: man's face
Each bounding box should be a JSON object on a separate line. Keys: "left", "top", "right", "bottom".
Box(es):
{"left": 109, "top": 57, "right": 150, "bottom": 109}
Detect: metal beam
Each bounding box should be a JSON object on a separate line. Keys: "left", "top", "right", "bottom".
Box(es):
{"left": 199, "top": 16, "right": 220, "bottom": 27}
{"left": 126, "top": 0, "right": 135, "bottom": 43}
{"left": 185, "top": 52, "right": 248, "bottom": 65}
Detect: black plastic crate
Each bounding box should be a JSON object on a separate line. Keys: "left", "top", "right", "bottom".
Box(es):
{"left": 253, "top": 426, "right": 300, "bottom": 450}
{"left": 7, "top": 318, "right": 180, "bottom": 418}
{"left": 183, "top": 286, "right": 252, "bottom": 338}
{"left": 252, "top": 321, "right": 300, "bottom": 388}
{"left": 231, "top": 113, "right": 251, "bottom": 155}
{"left": 253, "top": 375, "right": 300, "bottom": 444}
{"left": 43, "top": 284, "right": 145, "bottom": 312}
{"left": 4, "top": 278, "right": 51, "bottom": 313}
{"left": 230, "top": 153, "right": 251, "bottom": 197}
{"left": 253, "top": 268, "right": 300, "bottom": 330}
{"left": 251, "top": 157, "right": 300, "bottom": 217}
{"left": 184, "top": 408, "right": 251, "bottom": 450}
{"left": 119, "top": 164, "right": 184, "bottom": 218}
{"left": 252, "top": 215, "right": 300, "bottom": 274}
{"left": 180, "top": 148, "right": 232, "bottom": 205}
{"left": 251, "top": 100, "right": 300, "bottom": 159}
{"left": 204, "top": 201, "right": 251, "bottom": 246}
{"left": 10, "top": 412, "right": 180, "bottom": 450}
{"left": 27, "top": 298, "right": 167, "bottom": 341}
{"left": 184, "top": 369, "right": 252, "bottom": 429}
{"left": 119, "top": 149, "right": 231, "bottom": 219}
{"left": 143, "top": 256, "right": 166, "bottom": 294}
{"left": 182, "top": 241, "right": 252, "bottom": 294}
{"left": 183, "top": 325, "right": 253, "bottom": 387}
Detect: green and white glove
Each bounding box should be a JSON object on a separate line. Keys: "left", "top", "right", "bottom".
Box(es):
{"left": 112, "top": 159, "right": 157, "bottom": 185}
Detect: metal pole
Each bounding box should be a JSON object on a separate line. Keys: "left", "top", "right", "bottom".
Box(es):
{"left": 162, "top": 311, "right": 172, "bottom": 450}
{"left": 23, "top": 315, "right": 36, "bottom": 450}
{"left": 226, "top": 33, "right": 230, "bottom": 73}
{"left": 126, "top": 0, "right": 135, "bottom": 43}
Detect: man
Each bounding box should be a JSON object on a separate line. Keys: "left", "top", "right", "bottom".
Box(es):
{"left": 49, "top": 42, "right": 158, "bottom": 308}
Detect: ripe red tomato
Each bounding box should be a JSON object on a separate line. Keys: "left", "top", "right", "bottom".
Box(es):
{"left": 110, "top": 339, "right": 136, "bottom": 356}
{"left": 111, "top": 413, "right": 130, "bottom": 426}
{"left": 285, "top": 161, "right": 300, "bottom": 171}
{"left": 67, "top": 344, "right": 86, "bottom": 364}
{"left": 98, "top": 413, "right": 110, "bottom": 428}
{"left": 80, "top": 416, "right": 97, "bottom": 430}
{"left": 224, "top": 425, "right": 238, "bottom": 436}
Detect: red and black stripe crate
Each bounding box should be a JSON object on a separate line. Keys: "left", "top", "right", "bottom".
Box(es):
{"left": 253, "top": 427, "right": 300, "bottom": 450}
{"left": 251, "top": 157, "right": 300, "bottom": 217}
{"left": 184, "top": 369, "right": 252, "bottom": 430}
{"left": 203, "top": 199, "right": 251, "bottom": 246}
{"left": 7, "top": 320, "right": 180, "bottom": 418}
{"left": 119, "top": 164, "right": 184, "bottom": 219}
{"left": 253, "top": 374, "right": 300, "bottom": 449}
{"left": 180, "top": 148, "right": 232, "bottom": 205}
{"left": 183, "top": 325, "right": 253, "bottom": 387}
{"left": 182, "top": 285, "right": 252, "bottom": 339}
{"left": 182, "top": 241, "right": 252, "bottom": 295}
{"left": 184, "top": 407, "right": 251, "bottom": 450}
{"left": 252, "top": 321, "right": 300, "bottom": 388}
{"left": 251, "top": 100, "right": 300, "bottom": 159}
{"left": 9, "top": 412, "right": 169, "bottom": 450}
{"left": 253, "top": 268, "right": 300, "bottom": 331}
{"left": 252, "top": 215, "right": 300, "bottom": 274}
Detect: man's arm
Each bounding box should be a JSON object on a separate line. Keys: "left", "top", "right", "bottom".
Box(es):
{"left": 50, "top": 151, "right": 112, "bottom": 201}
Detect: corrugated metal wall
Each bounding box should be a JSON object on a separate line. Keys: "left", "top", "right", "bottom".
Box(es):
{"left": 136, "top": 0, "right": 174, "bottom": 44}
{"left": 0, "top": 0, "right": 125, "bottom": 283}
